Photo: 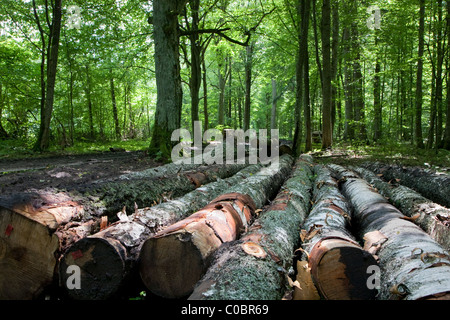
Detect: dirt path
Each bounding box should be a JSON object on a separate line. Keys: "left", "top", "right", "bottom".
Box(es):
{"left": 0, "top": 150, "right": 162, "bottom": 197}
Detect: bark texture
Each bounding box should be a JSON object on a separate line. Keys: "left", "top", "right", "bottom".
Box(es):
{"left": 139, "top": 155, "right": 294, "bottom": 298}
{"left": 352, "top": 166, "right": 450, "bottom": 250}
{"left": 362, "top": 162, "right": 450, "bottom": 208}
{"left": 58, "top": 163, "right": 262, "bottom": 300}
{"left": 330, "top": 165, "right": 450, "bottom": 300}
{"left": 299, "top": 164, "right": 377, "bottom": 300}
{"left": 188, "top": 155, "right": 314, "bottom": 300}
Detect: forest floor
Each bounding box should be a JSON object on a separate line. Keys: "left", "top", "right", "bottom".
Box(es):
{"left": 0, "top": 149, "right": 162, "bottom": 197}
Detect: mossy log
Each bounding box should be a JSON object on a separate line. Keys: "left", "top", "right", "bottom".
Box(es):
{"left": 362, "top": 162, "right": 450, "bottom": 208}
{"left": 353, "top": 166, "right": 450, "bottom": 250}
{"left": 139, "top": 154, "right": 294, "bottom": 299}
{"left": 330, "top": 164, "right": 450, "bottom": 300}
{"left": 187, "top": 155, "right": 314, "bottom": 300}
{"left": 297, "top": 164, "right": 377, "bottom": 300}
{"left": 58, "top": 163, "right": 263, "bottom": 300}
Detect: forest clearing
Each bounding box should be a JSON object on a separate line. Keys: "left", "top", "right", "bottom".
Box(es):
{"left": 1, "top": 0, "right": 450, "bottom": 306}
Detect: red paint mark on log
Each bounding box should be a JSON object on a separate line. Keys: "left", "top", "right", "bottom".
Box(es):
{"left": 71, "top": 250, "right": 83, "bottom": 260}
{"left": 5, "top": 224, "right": 13, "bottom": 236}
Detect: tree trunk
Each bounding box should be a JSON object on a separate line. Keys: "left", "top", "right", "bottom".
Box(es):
{"left": 189, "top": 155, "right": 314, "bottom": 300}
{"left": 149, "top": 0, "right": 187, "bottom": 158}
{"left": 110, "top": 72, "right": 120, "bottom": 140}
{"left": 373, "top": 35, "right": 382, "bottom": 142}
{"left": 139, "top": 155, "right": 294, "bottom": 298}
{"left": 298, "top": 165, "right": 377, "bottom": 300}
{"left": 202, "top": 58, "right": 209, "bottom": 131}
{"left": 0, "top": 84, "right": 9, "bottom": 139}
{"left": 58, "top": 163, "right": 261, "bottom": 300}
{"left": 243, "top": 42, "right": 254, "bottom": 132}
{"left": 342, "top": 27, "right": 354, "bottom": 141}
{"left": 189, "top": 0, "right": 201, "bottom": 133}
{"left": 415, "top": 0, "right": 425, "bottom": 148}
{"left": 321, "top": 0, "right": 332, "bottom": 149}
{"left": 330, "top": 165, "right": 450, "bottom": 300}
{"left": 271, "top": 78, "right": 277, "bottom": 131}
{"left": 85, "top": 65, "right": 94, "bottom": 139}
{"left": 33, "top": 0, "right": 62, "bottom": 151}
{"left": 353, "top": 167, "right": 450, "bottom": 250}
{"left": 443, "top": 1, "right": 450, "bottom": 150}
{"left": 361, "top": 162, "right": 450, "bottom": 210}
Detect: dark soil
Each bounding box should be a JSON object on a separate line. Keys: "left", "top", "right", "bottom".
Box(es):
{"left": 0, "top": 150, "right": 162, "bottom": 197}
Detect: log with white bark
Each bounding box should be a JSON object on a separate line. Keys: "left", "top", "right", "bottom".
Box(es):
{"left": 58, "top": 163, "right": 263, "bottom": 300}
{"left": 362, "top": 162, "right": 450, "bottom": 208}
{"left": 188, "top": 155, "right": 314, "bottom": 300}
{"left": 296, "top": 164, "right": 377, "bottom": 300}
{"left": 330, "top": 164, "right": 450, "bottom": 300}
{"left": 352, "top": 166, "right": 450, "bottom": 250}
{"left": 138, "top": 154, "right": 294, "bottom": 299}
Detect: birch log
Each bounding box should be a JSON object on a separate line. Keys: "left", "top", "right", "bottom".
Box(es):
{"left": 353, "top": 166, "right": 450, "bottom": 250}
{"left": 297, "top": 164, "right": 377, "bottom": 300}
{"left": 330, "top": 164, "right": 450, "bottom": 300}
{"left": 188, "top": 155, "right": 314, "bottom": 300}
{"left": 139, "top": 154, "right": 294, "bottom": 299}
{"left": 362, "top": 162, "right": 450, "bottom": 208}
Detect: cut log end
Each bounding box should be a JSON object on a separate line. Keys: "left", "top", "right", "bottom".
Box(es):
{"left": 309, "top": 239, "right": 378, "bottom": 300}
{"left": 59, "top": 237, "right": 126, "bottom": 300}
{"left": 139, "top": 233, "right": 206, "bottom": 299}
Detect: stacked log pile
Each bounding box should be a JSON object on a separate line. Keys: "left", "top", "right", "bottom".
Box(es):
{"left": 2, "top": 153, "right": 450, "bottom": 300}
{"left": 188, "top": 155, "right": 314, "bottom": 300}
{"left": 138, "top": 154, "right": 294, "bottom": 298}
{"left": 0, "top": 161, "right": 247, "bottom": 299}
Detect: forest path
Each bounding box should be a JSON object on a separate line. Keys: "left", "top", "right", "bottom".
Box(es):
{"left": 0, "top": 150, "right": 162, "bottom": 196}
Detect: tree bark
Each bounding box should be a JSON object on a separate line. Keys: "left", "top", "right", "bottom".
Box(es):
{"left": 243, "top": 42, "right": 254, "bottom": 132}
{"left": 373, "top": 35, "right": 382, "bottom": 142}
{"left": 110, "top": 71, "right": 120, "bottom": 140}
{"left": 298, "top": 165, "right": 377, "bottom": 300}
{"left": 362, "top": 162, "right": 450, "bottom": 209}
{"left": 149, "top": 0, "right": 187, "bottom": 158}
{"left": 58, "top": 163, "right": 262, "bottom": 300}
{"left": 443, "top": 1, "right": 450, "bottom": 150}
{"left": 321, "top": 0, "right": 332, "bottom": 149}
{"left": 353, "top": 167, "right": 450, "bottom": 250}
{"left": 415, "top": 0, "right": 425, "bottom": 148}
{"left": 139, "top": 155, "right": 294, "bottom": 298}
{"left": 33, "top": 0, "right": 62, "bottom": 151}
{"left": 330, "top": 165, "right": 450, "bottom": 300}
{"left": 188, "top": 155, "right": 314, "bottom": 300}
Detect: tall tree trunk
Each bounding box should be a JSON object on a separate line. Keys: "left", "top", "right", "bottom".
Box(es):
{"left": 271, "top": 78, "right": 277, "bottom": 131}
{"left": 444, "top": 1, "right": 450, "bottom": 150}
{"left": 85, "top": 65, "right": 94, "bottom": 139}
{"left": 0, "top": 84, "right": 9, "bottom": 139}
{"left": 189, "top": 0, "right": 201, "bottom": 132}
{"left": 331, "top": 1, "right": 339, "bottom": 133}
{"left": 202, "top": 58, "right": 209, "bottom": 131}
{"left": 149, "top": 0, "right": 187, "bottom": 158}
{"left": 302, "top": 0, "right": 312, "bottom": 152}
{"left": 321, "top": 0, "right": 332, "bottom": 149}
{"left": 373, "top": 34, "right": 382, "bottom": 142}
{"left": 415, "top": 0, "right": 425, "bottom": 148}
{"left": 342, "top": 27, "right": 354, "bottom": 141}
{"left": 243, "top": 42, "right": 254, "bottom": 132}
{"left": 33, "top": 0, "right": 62, "bottom": 151}
{"left": 109, "top": 71, "right": 120, "bottom": 140}
{"left": 218, "top": 63, "right": 226, "bottom": 125}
